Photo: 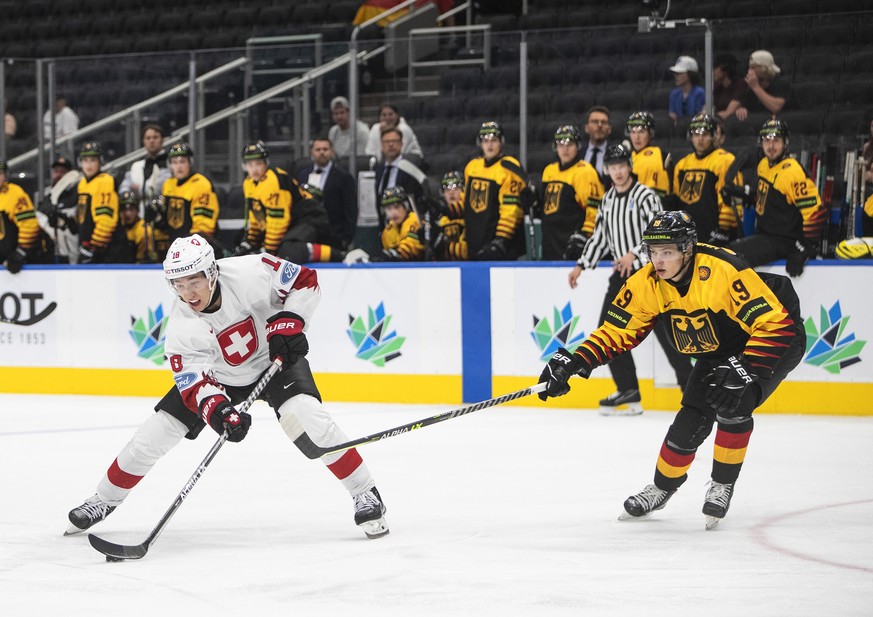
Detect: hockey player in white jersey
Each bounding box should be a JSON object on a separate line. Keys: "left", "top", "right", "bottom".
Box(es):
{"left": 67, "top": 234, "right": 388, "bottom": 539}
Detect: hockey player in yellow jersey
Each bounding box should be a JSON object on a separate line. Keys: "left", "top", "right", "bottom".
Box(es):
{"left": 147, "top": 142, "right": 220, "bottom": 253}
{"left": 539, "top": 125, "right": 603, "bottom": 260}
{"left": 626, "top": 112, "right": 670, "bottom": 198}
{"left": 539, "top": 211, "right": 804, "bottom": 529}
{"left": 234, "top": 141, "right": 342, "bottom": 264}
{"left": 369, "top": 187, "right": 424, "bottom": 262}
{"left": 76, "top": 142, "right": 131, "bottom": 263}
{"left": 462, "top": 122, "right": 527, "bottom": 260}
{"left": 670, "top": 113, "right": 743, "bottom": 246}
{"left": 0, "top": 159, "right": 50, "bottom": 273}
{"left": 429, "top": 171, "right": 468, "bottom": 261}
{"left": 729, "top": 120, "right": 825, "bottom": 277}
{"left": 120, "top": 190, "right": 168, "bottom": 263}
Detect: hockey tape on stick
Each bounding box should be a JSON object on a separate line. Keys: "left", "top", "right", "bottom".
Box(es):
{"left": 88, "top": 358, "right": 283, "bottom": 561}
{"left": 291, "top": 382, "right": 548, "bottom": 460}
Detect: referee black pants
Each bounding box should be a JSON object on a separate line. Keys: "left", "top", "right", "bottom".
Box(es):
{"left": 598, "top": 270, "right": 693, "bottom": 393}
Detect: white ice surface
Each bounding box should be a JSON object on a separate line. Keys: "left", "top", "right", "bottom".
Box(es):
{"left": 1, "top": 394, "right": 872, "bottom": 616}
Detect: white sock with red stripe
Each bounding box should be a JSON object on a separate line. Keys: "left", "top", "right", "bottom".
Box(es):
{"left": 97, "top": 411, "right": 188, "bottom": 505}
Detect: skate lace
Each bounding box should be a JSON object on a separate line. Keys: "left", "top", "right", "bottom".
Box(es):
{"left": 705, "top": 482, "right": 732, "bottom": 508}
{"left": 634, "top": 484, "right": 667, "bottom": 509}
{"left": 78, "top": 498, "right": 110, "bottom": 521}
{"left": 353, "top": 490, "right": 379, "bottom": 513}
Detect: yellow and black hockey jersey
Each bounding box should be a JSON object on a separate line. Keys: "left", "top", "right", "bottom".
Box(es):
{"left": 161, "top": 173, "right": 220, "bottom": 242}
{"left": 243, "top": 167, "right": 312, "bottom": 253}
{"left": 0, "top": 180, "right": 40, "bottom": 251}
{"left": 77, "top": 172, "right": 121, "bottom": 249}
{"left": 570, "top": 244, "right": 801, "bottom": 379}
{"left": 539, "top": 157, "right": 603, "bottom": 260}
{"left": 462, "top": 154, "right": 527, "bottom": 257}
{"left": 671, "top": 149, "right": 742, "bottom": 240}
{"left": 754, "top": 156, "right": 825, "bottom": 242}
{"left": 632, "top": 145, "right": 670, "bottom": 198}
{"left": 125, "top": 218, "right": 169, "bottom": 263}
{"left": 381, "top": 211, "right": 424, "bottom": 260}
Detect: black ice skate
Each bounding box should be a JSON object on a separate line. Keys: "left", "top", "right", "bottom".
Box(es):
{"left": 703, "top": 481, "right": 734, "bottom": 530}
{"left": 65, "top": 494, "right": 116, "bottom": 536}
{"left": 353, "top": 486, "right": 389, "bottom": 539}
{"left": 619, "top": 484, "right": 675, "bottom": 520}
{"left": 598, "top": 389, "right": 643, "bottom": 416}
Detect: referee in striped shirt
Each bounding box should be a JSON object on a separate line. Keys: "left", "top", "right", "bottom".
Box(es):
{"left": 569, "top": 144, "right": 692, "bottom": 415}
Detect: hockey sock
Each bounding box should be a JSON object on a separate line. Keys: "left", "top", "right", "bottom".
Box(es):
{"left": 711, "top": 419, "right": 753, "bottom": 484}
{"left": 654, "top": 439, "right": 697, "bottom": 492}
{"left": 307, "top": 243, "right": 344, "bottom": 262}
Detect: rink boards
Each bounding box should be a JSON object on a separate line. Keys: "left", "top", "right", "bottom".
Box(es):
{"left": 0, "top": 261, "right": 871, "bottom": 415}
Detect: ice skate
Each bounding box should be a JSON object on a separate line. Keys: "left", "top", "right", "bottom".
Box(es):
{"left": 598, "top": 389, "right": 643, "bottom": 416}
{"left": 353, "top": 486, "right": 389, "bottom": 539}
{"left": 618, "top": 484, "right": 675, "bottom": 520}
{"left": 703, "top": 481, "right": 734, "bottom": 530}
{"left": 65, "top": 494, "right": 116, "bottom": 535}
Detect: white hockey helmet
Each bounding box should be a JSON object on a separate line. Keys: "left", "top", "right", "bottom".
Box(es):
{"left": 163, "top": 234, "right": 219, "bottom": 293}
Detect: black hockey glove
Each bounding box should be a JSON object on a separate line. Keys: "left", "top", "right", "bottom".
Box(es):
{"left": 703, "top": 355, "right": 757, "bottom": 416}
{"left": 720, "top": 183, "right": 752, "bottom": 206}
{"left": 231, "top": 240, "right": 256, "bottom": 257}
{"left": 538, "top": 347, "right": 591, "bottom": 401}
{"left": 369, "top": 248, "right": 402, "bottom": 262}
{"left": 473, "top": 237, "right": 508, "bottom": 261}
{"left": 201, "top": 395, "right": 251, "bottom": 442}
{"left": 519, "top": 186, "right": 539, "bottom": 217}
{"left": 78, "top": 241, "right": 101, "bottom": 264}
{"left": 707, "top": 229, "right": 731, "bottom": 247}
{"left": 5, "top": 247, "right": 27, "bottom": 274}
{"left": 144, "top": 197, "right": 168, "bottom": 230}
{"left": 48, "top": 208, "right": 76, "bottom": 232}
{"left": 266, "top": 311, "right": 309, "bottom": 367}
{"left": 786, "top": 240, "right": 812, "bottom": 277}
{"left": 562, "top": 232, "right": 588, "bottom": 261}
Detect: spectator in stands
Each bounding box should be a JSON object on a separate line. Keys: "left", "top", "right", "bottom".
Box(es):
{"left": 365, "top": 103, "right": 424, "bottom": 164}
{"left": 119, "top": 124, "right": 170, "bottom": 204}
{"left": 734, "top": 50, "right": 792, "bottom": 121}
{"left": 582, "top": 106, "right": 612, "bottom": 179}
{"left": 0, "top": 159, "right": 51, "bottom": 273}
{"left": 668, "top": 56, "right": 706, "bottom": 123}
{"left": 539, "top": 124, "right": 603, "bottom": 261}
{"left": 42, "top": 94, "right": 79, "bottom": 147}
{"left": 373, "top": 127, "right": 425, "bottom": 227}
{"left": 713, "top": 54, "right": 747, "bottom": 120}
{"left": 296, "top": 137, "right": 358, "bottom": 250}
{"left": 328, "top": 96, "right": 369, "bottom": 159}
{"left": 4, "top": 97, "right": 15, "bottom": 138}
{"left": 669, "top": 113, "right": 742, "bottom": 246}
{"left": 42, "top": 156, "right": 81, "bottom": 263}
{"left": 730, "top": 120, "right": 825, "bottom": 278}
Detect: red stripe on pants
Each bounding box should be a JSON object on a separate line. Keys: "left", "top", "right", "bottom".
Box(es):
{"left": 310, "top": 244, "right": 323, "bottom": 262}
{"left": 107, "top": 458, "right": 144, "bottom": 490}
{"left": 327, "top": 449, "right": 363, "bottom": 480}
{"left": 659, "top": 442, "right": 695, "bottom": 468}
{"left": 715, "top": 430, "right": 752, "bottom": 450}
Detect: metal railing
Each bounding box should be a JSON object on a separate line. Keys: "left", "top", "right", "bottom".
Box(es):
{"left": 408, "top": 24, "right": 491, "bottom": 97}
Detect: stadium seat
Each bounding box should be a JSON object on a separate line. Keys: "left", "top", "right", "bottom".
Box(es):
{"left": 794, "top": 80, "right": 835, "bottom": 108}
{"left": 796, "top": 52, "right": 845, "bottom": 81}
{"left": 549, "top": 92, "right": 595, "bottom": 120}
{"left": 846, "top": 50, "right": 873, "bottom": 74}
{"left": 529, "top": 63, "right": 566, "bottom": 89}
{"left": 836, "top": 79, "right": 873, "bottom": 106}
{"left": 464, "top": 93, "right": 506, "bottom": 119}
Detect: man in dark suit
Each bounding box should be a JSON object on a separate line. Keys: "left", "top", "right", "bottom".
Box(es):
{"left": 295, "top": 137, "right": 358, "bottom": 249}
{"left": 373, "top": 127, "right": 425, "bottom": 228}
{"left": 581, "top": 105, "right": 613, "bottom": 190}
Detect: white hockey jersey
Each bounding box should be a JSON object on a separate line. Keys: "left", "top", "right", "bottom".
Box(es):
{"left": 164, "top": 253, "right": 319, "bottom": 413}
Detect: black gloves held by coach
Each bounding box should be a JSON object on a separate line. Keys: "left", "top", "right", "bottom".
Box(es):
{"left": 201, "top": 395, "right": 251, "bottom": 442}
{"left": 538, "top": 347, "right": 591, "bottom": 401}
{"left": 266, "top": 311, "right": 309, "bottom": 367}
{"left": 703, "top": 355, "right": 758, "bottom": 416}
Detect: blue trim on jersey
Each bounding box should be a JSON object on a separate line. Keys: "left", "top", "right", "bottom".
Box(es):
{"left": 460, "top": 264, "right": 492, "bottom": 403}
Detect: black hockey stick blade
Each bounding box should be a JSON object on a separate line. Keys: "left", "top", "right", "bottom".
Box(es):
{"left": 88, "top": 534, "right": 148, "bottom": 561}
{"left": 293, "top": 382, "right": 548, "bottom": 460}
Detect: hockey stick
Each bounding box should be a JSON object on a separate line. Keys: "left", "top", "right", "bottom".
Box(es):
{"left": 88, "top": 358, "right": 283, "bottom": 562}
{"left": 292, "top": 383, "right": 547, "bottom": 460}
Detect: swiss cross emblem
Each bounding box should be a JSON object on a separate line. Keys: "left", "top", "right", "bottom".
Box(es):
{"left": 216, "top": 316, "right": 258, "bottom": 366}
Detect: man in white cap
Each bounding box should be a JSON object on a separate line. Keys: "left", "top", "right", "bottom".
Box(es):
{"left": 668, "top": 56, "right": 706, "bottom": 124}
{"left": 327, "top": 96, "right": 369, "bottom": 159}
{"left": 734, "top": 50, "right": 792, "bottom": 120}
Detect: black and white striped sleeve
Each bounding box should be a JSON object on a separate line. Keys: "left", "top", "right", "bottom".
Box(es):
{"left": 630, "top": 184, "right": 663, "bottom": 262}
{"left": 578, "top": 206, "right": 608, "bottom": 269}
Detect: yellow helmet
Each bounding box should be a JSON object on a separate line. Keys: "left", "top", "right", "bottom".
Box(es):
{"left": 835, "top": 238, "right": 873, "bottom": 260}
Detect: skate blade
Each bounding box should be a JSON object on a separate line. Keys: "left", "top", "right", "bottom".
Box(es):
{"left": 599, "top": 404, "right": 643, "bottom": 417}
{"left": 618, "top": 510, "right": 652, "bottom": 521}
{"left": 705, "top": 516, "right": 721, "bottom": 530}
{"left": 64, "top": 523, "right": 87, "bottom": 536}
{"left": 359, "top": 516, "right": 390, "bottom": 539}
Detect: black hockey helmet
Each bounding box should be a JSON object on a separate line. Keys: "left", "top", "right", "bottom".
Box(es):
{"left": 554, "top": 124, "right": 582, "bottom": 146}
{"left": 380, "top": 186, "right": 412, "bottom": 210}
{"left": 440, "top": 170, "right": 463, "bottom": 191}
{"left": 241, "top": 141, "right": 269, "bottom": 162}
{"left": 119, "top": 190, "right": 140, "bottom": 209}
{"left": 168, "top": 141, "right": 194, "bottom": 159}
{"left": 625, "top": 111, "right": 656, "bottom": 136}
{"left": 478, "top": 121, "right": 504, "bottom": 143}
{"left": 758, "top": 118, "right": 790, "bottom": 145}
{"left": 603, "top": 143, "right": 633, "bottom": 167}
{"left": 641, "top": 210, "right": 698, "bottom": 255}
{"left": 79, "top": 141, "right": 104, "bottom": 160}
{"left": 687, "top": 113, "right": 716, "bottom": 138}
